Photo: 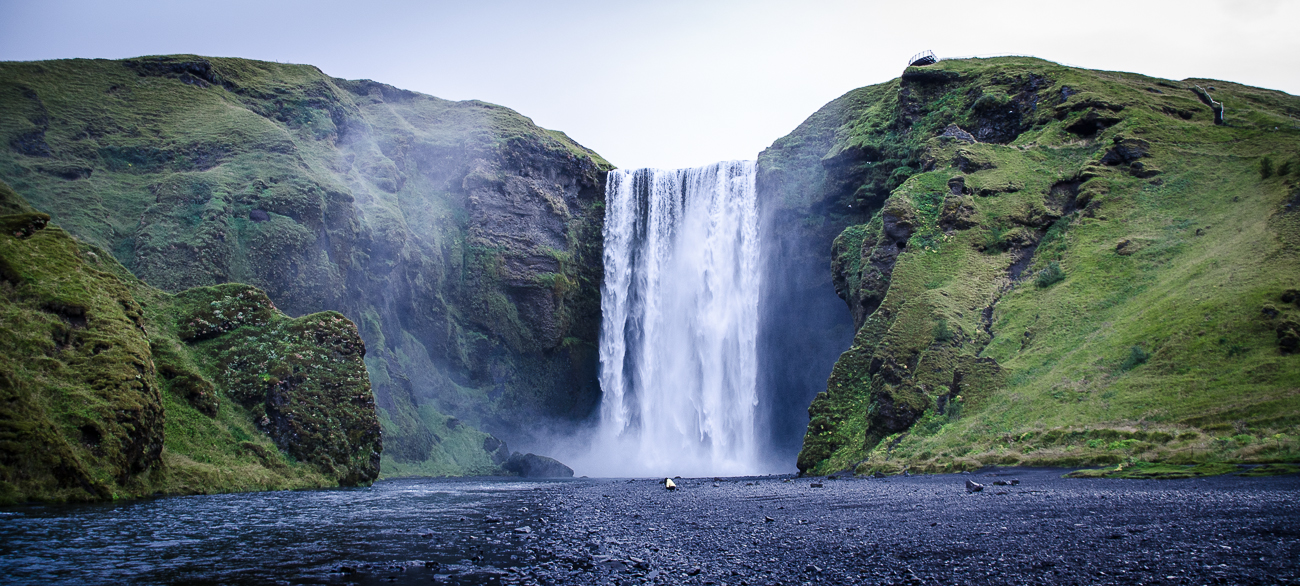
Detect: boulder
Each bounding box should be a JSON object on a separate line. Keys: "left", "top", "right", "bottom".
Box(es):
{"left": 503, "top": 452, "right": 574, "bottom": 478}
{"left": 965, "top": 479, "right": 985, "bottom": 493}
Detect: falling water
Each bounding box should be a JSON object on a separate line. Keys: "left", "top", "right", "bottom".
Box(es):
{"left": 593, "top": 161, "right": 763, "bottom": 477}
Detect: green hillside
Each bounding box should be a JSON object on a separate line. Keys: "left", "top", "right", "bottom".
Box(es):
{"left": 0, "top": 180, "right": 380, "bottom": 503}
{"left": 0, "top": 56, "right": 611, "bottom": 476}
{"left": 759, "top": 57, "right": 1300, "bottom": 476}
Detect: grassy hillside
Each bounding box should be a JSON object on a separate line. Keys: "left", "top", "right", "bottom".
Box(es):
{"left": 765, "top": 57, "right": 1300, "bottom": 476}
{"left": 0, "top": 181, "right": 379, "bottom": 503}
{"left": 0, "top": 56, "right": 612, "bottom": 475}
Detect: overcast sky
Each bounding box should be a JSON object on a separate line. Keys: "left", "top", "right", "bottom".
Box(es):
{"left": 2, "top": 0, "right": 1297, "bottom": 169}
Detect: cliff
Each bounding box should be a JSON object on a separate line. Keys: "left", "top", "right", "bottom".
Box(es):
{"left": 0, "top": 180, "right": 379, "bottom": 503}
{"left": 761, "top": 57, "right": 1300, "bottom": 475}
{"left": 0, "top": 56, "right": 611, "bottom": 475}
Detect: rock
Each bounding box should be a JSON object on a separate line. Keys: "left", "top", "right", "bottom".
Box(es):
{"left": 993, "top": 480, "right": 1009, "bottom": 486}
{"left": 503, "top": 452, "right": 574, "bottom": 478}
{"left": 483, "top": 436, "right": 511, "bottom": 466}
{"left": 1100, "top": 137, "right": 1151, "bottom": 166}
{"left": 810, "top": 483, "right": 824, "bottom": 488}
{"left": 1129, "top": 161, "right": 1161, "bottom": 178}
{"left": 687, "top": 567, "right": 702, "bottom": 576}
{"left": 939, "top": 124, "right": 978, "bottom": 144}
{"left": 1277, "top": 320, "right": 1300, "bottom": 354}
{"left": 665, "top": 478, "right": 677, "bottom": 490}
{"left": 513, "top": 525, "right": 532, "bottom": 534}
{"left": 765, "top": 516, "right": 775, "bottom": 523}
{"left": 966, "top": 480, "right": 985, "bottom": 493}
{"left": 1010, "top": 479, "right": 1020, "bottom": 486}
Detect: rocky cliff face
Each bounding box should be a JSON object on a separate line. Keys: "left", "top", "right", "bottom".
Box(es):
{"left": 767, "top": 57, "right": 1300, "bottom": 475}
{"left": 0, "top": 56, "right": 610, "bottom": 475}
{"left": 0, "top": 181, "right": 379, "bottom": 503}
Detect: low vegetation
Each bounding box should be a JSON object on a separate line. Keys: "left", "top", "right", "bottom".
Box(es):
{"left": 776, "top": 57, "right": 1300, "bottom": 476}
{"left": 0, "top": 181, "right": 379, "bottom": 503}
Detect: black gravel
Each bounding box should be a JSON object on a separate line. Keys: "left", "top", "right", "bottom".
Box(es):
{"left": 509, "top": 468, "right": 1299, "bottom": 586}
{"left": 4, "top": 469, "right": 1297, "bottom": 585}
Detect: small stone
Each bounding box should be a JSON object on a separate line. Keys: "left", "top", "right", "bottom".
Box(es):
{"left": 665, "top": 478, "right": 677, "bottom": 490}
{"left": 764, "top": 516, "right": 775, "bottom": 523}
{"left": 687, "top": 567, "right": 702, "bottom": 576}
{"left": 810, "top": 483, "right": 823, "bottom": 488}
{"left": 1010, "top": 479, "right": 1020, "bottom": 485}
{"left": 966, "top": 479, "right": 985, "bottom": 493}
{"left": 513, "top": 525, "right": 532, "bottom": 534}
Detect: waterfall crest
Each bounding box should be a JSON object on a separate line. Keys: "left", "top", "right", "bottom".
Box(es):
{"left": 593, "top": 160, "right": 763, "bottom": 477}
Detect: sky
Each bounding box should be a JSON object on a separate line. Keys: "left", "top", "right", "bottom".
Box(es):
{"left": 2, "top": 0, "right": 1297, "bottom": 169}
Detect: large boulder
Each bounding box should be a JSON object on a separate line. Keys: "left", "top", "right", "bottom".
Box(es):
{"left": 503, "top": 452, "right": 574, "bottom": 478}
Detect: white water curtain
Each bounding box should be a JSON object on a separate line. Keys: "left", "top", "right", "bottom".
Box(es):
{"left": 594, "top": 161, "right": 762, "bottom": 477}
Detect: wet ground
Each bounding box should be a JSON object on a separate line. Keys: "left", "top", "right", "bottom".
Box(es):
{"left": 2, "top": 468, "right": 1297, "bottom": 585}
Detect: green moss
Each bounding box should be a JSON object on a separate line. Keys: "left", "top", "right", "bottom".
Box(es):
{"left": 1066, "top": 461, "right": 1239, "bottom": 479}
{"left": 0, "top": 181, "right": 380, "bottom": 502}
{"left": 0, "top": 55, "right": 612, "bottom": 475}
{"left": 1237, "top": 463, "right": 1300, "bottom": 476}
{"left": 781, "top": 57, "right": 1300, "bottom": 475}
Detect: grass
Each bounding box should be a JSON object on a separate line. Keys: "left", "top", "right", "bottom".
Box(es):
{"left": 0, "top": 55, "right": 613, "bottom": 477}
{"left": 781, "top": 57, "right": 1300, "bottom": 476}
{"left": 1065, "top": 461, "right": 1240, "bottom": 479}
{"left": 0, "top": 180, "right": 381, "bottom": 503}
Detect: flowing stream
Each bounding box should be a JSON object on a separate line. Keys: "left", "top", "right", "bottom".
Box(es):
{"left": 593, "top": 161, "right": 763, "bottom": 477}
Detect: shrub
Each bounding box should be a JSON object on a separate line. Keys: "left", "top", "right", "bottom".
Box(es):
{"left": 1120, "top": 345, "right": 1150, "bottom": 371}
{"left": 933, "top": 318, "right": 953, "bottom": 342}
{"left": 1035, "top": 262, "right": 1065, "bottom": 288}
{"left": 982, "top": 224, "right": 1009, "bottom": 254}
{"left": 1260, "top": 155, "right": 1274, "bottom": 179}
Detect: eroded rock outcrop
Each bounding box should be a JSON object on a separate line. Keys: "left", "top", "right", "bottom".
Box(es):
{"left": 0, "top": 56, "right": 611, "bottom": 475}
{"left": 0, "top": 181, "right": 381, "bottom": 502}
{"left": 772, "top": 57, "right": 1300, "bottom": 476}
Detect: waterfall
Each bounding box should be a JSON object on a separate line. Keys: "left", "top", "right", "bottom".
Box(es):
{"left": 594, "top": 160, "right": 763, "bottom": 477}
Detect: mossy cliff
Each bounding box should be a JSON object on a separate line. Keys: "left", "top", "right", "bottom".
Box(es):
{"left": 0, "top": 56, "right": 612, "bottom": 475}
{"left": 0, "top": 181, "right": 379, "bottom": 503}
{"left": 761, "top": 57, "right": 1300, "bottom": 475}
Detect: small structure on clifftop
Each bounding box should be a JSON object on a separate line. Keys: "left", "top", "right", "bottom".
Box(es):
{"left": 908, "top": 50, "right": 937, "bottom": 67}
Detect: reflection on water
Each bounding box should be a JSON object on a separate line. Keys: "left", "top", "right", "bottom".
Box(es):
{"left": 0, "top": 477, "right": 571, "bottom": 585}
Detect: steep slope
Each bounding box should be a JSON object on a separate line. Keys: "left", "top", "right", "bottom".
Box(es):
{"left": 0, "top": 56, "right": 611, "bottom": 475}
{"left": 0, "top": 181, "right": 379, "bottom": 503}
{"left": 760, "top": 57, "right": 1300, "bottom": 475}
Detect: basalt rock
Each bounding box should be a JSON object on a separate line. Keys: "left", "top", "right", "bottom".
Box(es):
{"left": 788, "top": 57, "right": 1300, "bottom": 476}
{"left": 504, "top": 452, "right": 574, "bottom": 478}
{"left": 0, "top": 56, "right": 612, "bottom": 476}
{"left": 0, "top": 180, "right": 381, "bottom": 502}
